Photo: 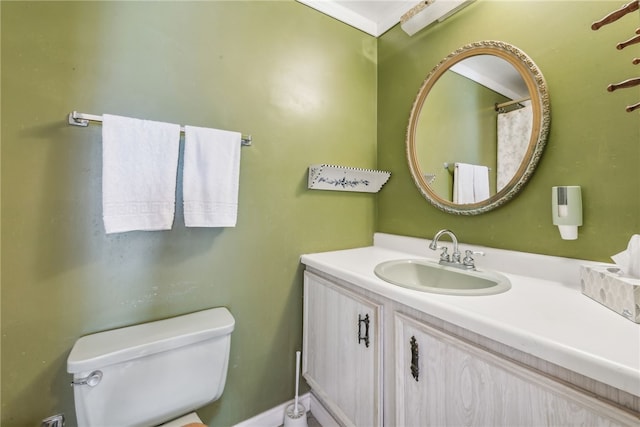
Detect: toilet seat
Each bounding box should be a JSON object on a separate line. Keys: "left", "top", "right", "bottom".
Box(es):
{"left": 158, "top": 412, "right": 206, "bottom": 427}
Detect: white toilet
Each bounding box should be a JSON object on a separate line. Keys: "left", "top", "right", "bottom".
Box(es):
{"left": 67, "top": 307, "right": 235, "bottom": 427}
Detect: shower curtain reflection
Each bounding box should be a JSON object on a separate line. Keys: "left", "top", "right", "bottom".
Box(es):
{"left": 497, "top": 102, "right": 533, "bottom": 192}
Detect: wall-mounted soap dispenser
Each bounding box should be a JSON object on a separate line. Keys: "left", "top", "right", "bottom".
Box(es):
{"left": 552, "top": 186, "right": 582, "bottom": 240}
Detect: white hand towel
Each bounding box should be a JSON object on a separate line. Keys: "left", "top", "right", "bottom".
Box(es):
{"left": 473, "top": 165, "right": 490, "bottom": 201}
{"left": 183, "top": 125, "right": 241, "bottom": 227}
{"left": 453, "top": 162, "right": 475, "bottom": 204}
{"left": 102, "top": 114, "right": 181, "bottom": 234}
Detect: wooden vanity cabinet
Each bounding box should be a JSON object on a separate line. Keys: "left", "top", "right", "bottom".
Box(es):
{"left": 303, "top": 269, "right": 639, "bottom": 427}
{"left": 302, "top": 271, "right": 383, "bottom": 427}
{"left": 394, "top": 312, "right": 636, "bottom": 426}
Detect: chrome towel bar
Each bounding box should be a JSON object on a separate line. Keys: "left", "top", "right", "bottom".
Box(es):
{"left": 68, "top": 111, "right": 252, "bottom": 146}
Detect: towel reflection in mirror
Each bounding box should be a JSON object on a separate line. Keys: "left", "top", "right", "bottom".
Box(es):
{"left": 452, "top": 162, "right": 489, "bottom": 204}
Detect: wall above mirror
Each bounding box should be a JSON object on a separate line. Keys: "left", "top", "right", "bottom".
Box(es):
{"left": 406, "top": 40, "right": 551, "bottom": 215}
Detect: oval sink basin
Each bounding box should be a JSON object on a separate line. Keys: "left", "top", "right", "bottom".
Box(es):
{"left": 374, "top": 259, "right": 511, "bottom": 296}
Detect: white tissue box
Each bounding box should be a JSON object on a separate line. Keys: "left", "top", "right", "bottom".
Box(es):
{"left": 580, "top": 265, "right": 640, "bottom": 323}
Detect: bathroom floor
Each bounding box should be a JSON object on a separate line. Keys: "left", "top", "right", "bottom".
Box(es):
{"left": 280, "top": 413, "right": 321, "bottom": 427}
{"left": 307, "top": 414, "right": 321, "bottom": 427}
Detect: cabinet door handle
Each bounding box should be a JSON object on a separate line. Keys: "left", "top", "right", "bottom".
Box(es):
{"left": 410, "top": 336, "right": 419, "bottom": 381}
{"left": 358, "top": 314, "right": 370, "bottom": 347}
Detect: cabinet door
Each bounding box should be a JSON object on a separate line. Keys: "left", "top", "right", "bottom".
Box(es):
{"left": 395, "top": 312, "right": 638, "bottom": 427}
{"left": 303, "top": 271, "right": 383, "bottom": 427}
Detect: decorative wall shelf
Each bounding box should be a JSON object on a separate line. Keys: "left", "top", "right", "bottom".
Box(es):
{"left": 308, "top": 164, "right": 391, "bottom": 193}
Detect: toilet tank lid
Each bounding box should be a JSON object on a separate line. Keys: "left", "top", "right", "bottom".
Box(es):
{"left": 67, "top": 307, "right": 234, "bottom": 374}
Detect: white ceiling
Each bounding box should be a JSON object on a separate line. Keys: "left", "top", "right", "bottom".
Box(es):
{"left": 297, "top": 0, "right": 527, "bottom": 101}
{"left": 451, "top": 56, "right": 529, "bottom": 100}
{"left": 297, "top": 0, "right": 417, "bottom": 37}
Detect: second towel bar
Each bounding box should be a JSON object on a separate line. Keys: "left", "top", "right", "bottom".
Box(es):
{"left": 444, "top": 162, "right": 491, "bottom": 172}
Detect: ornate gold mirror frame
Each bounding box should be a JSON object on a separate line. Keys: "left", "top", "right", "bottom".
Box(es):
{"left": 406, "top": 40, "right": 551, "bottom": 215}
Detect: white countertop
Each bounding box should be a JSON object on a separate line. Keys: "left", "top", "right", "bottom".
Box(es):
{"left": 301, "top": 233, "right": 640, "bottom": 397}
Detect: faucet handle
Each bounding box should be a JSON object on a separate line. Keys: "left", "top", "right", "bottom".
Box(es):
{"left": 451, "top": 249, "right": 462, "bottom": 264}
{"left": 462, "top": 250, "right": 485, "bottom": 269}
{"left": 438, "top": 246, "right": 450, "bottom": 262}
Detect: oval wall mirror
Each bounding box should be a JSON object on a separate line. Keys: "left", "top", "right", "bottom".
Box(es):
{"left": 407, "top": 40, "right": 550, "bottom": 215}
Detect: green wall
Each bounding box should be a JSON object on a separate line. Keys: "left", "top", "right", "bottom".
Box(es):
{"left": 417, "top": 71, "right": 504, "bottom": 198}
{"left": 1, "top": 1, "right": 377, "bottom": 425}
{"left": 2, "top": 1, "right": 640, "bottom": 426}
{"left": 378, "top": 0, "right": 640, "bottom": 261}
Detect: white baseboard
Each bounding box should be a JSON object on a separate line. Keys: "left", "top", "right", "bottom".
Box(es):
{"left": 232, "top": 393, "right": 311, "bottom": 427}
{"left": 307, "top": 394, "right": 340, "bottom": 427}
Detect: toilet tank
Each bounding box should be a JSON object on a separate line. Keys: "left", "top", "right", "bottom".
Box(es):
{"left": 67, "top": 307, "right": 235, "bottom": 427}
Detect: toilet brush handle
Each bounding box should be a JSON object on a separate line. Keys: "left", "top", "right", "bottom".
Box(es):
{"left": 294, "top": 351, "right": 300, "bottom": 413}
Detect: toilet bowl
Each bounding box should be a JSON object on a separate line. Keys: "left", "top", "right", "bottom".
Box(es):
{"left": 67, "top": 308, "right": 235, "bottom": 427}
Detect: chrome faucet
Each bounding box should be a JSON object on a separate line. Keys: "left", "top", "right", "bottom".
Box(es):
{"left": 429, "top": 229, "right": 460, "bottom": 264}
{"left": 429, "top": 229, "right": 483, "bottom": 270}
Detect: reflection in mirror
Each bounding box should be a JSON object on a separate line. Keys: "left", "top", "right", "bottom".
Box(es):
{"left": 407, "top": 41, "right": 550, "bottom": 215}
{"left": 416, "top": 56, "right": 532, "bottom": 202}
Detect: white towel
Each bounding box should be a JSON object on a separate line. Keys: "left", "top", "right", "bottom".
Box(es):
{"left": 473, "top": 165, "right": 490, "bottom": 201}
{"left": 102, "top": 114, "right": 181, "bottom": 234}
{"left": 454, "top": 162, "right": 491, "bottom": 204}
{"left": 183, "top": 125, "right": 241, "bottom": 227}
{"left": 453, "top": 162, "right": 475, "bottom": 204}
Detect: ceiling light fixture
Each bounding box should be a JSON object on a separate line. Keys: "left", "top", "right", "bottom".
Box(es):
{"left": 400, "top": 0, "right": 475, "bottom": 36}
